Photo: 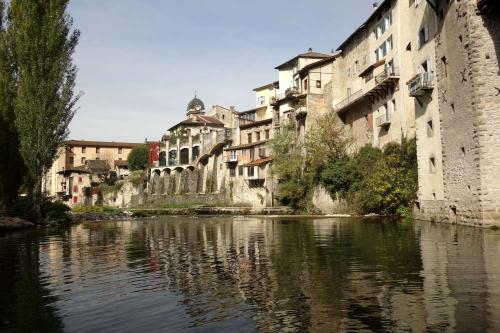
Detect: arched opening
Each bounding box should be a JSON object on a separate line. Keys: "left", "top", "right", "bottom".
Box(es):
{"left": 159, "top": 151, "right": 166, "bottom": 167}
{"left": 180, "top": 148, "right": 189, "bottom": 165}
{"left": 192, "top": 145, "right": 200, "bottom": 163}
{"left": 168, "top": 149, "right": 177, "bottom": 166}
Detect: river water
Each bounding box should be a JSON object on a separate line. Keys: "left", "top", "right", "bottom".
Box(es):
{"left": 1, "top": 217, "right": 500, "bottom": 332}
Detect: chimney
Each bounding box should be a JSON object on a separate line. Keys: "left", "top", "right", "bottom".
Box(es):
{"left": 229, "top": 106, "right": 235, "bottom": 113}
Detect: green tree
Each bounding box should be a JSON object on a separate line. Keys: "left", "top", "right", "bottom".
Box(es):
{"left": 8, "top": 0, "right": 80, "bottom": 221}
{"left": 0, "top": 0, "right": 24, "bottom": 209}
{"left": 128, "top": 144, "right": 149, "bottom": 171}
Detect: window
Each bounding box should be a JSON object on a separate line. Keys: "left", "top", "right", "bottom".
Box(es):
{"left": 73, "top": 185, "right": 78, "bottom": 193}
{"left": 347, "top": 67, "right": 351, "bottom": 78}
{"left": 265, "top": 129, "right": 270, "bottom": 139}
{"left": 230, "top": 150, "right": 237, "bottom": 160}
{"left": 418, "top": 24, "right": 429, "bottom": 49}
{"left": 118, "top": 147, "right": 122, "bottom": 154}
{"left": 249, "top": 148, "right": 255, "bottom": 160}
{"left": 441, "top": 56, "right": 448, "bottom": 77}
{"left": 229, "top": 167, "right": 236, "bottom": 177}
{"left": 119, "top": 158, "right": 122, "bottom": 161}
{"left": 386, "top": 35, "right": 393, "bottom": 52}
{"left": 256, "top": 132, "right": 261, "bottom": 142}
{"left": 386, "top": 59, "right": 394, "bottom": 74}
{"left": 316, "top": 80, "right": 321, "bottom": 88}
{"left": 78, "top": 177, "right": 82, "bottom": 183}
{"left": 391, "top": 99, "right": 396, "bottom": 113}
{"left": 429, "top": 156, "right": 436, "bottom": 173}
{"left": 375, "top": 50, "right": 380, "bottom": 62}
{"left": 247, "top": 166, "right": 255, "bottom": 177}
{"left": 248, "top": 133, "right": 252, "bottom": 144}
{"left": 242, "top": 149, "right": 246, "bottom": 156}
{"left": 385, "top": 12, "right": 392, "bottom": 29}
{"left": 258, "top": 96, "right": 265, "bottom": 106}
{"left": 69, "top": 156, "right": 74, "bottom": 165}
{"left": 82, "top": 147, "right": 86, "bottom": 153}
{"left": 238, "top": 166, "right": 244, "bottom": 176}
{"left": 427, "top": 120, "right": 434, "bottom": 137}
{"left": 303, "top": 79, "right": 308, "bottom": 91}
{"left": 354, "top": 60, "right": 359, "bottom": 74}
{"left": 96, "top": 147, "right": 100, "bottom": 154}
{"left": 81, "top": 157, "right": 86, "bottom": 164}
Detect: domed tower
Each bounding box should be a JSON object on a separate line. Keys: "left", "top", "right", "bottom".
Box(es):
{"left": 186, "top": 94, "right": 205, "bottom": 117}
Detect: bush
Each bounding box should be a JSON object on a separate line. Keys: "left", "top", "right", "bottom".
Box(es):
{"left": 72, "top": 205, "right": 118, "bottom": 213}
{"left": 8, "top": 196, "right": 70, "bottom": 223}
{"left": 320, "top": 138, "right": 418, "bottom": 217}
{"left": 128, "top": 144, "right": 149, "bottom": 171}
{"left": 320, "top": 157, "right": 351, "bottom": 198}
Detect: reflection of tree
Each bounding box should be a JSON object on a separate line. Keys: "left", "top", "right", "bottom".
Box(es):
{"left": 0, "top": 231, "right": 64, "bottom": 332}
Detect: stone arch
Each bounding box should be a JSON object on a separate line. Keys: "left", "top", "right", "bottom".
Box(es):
{"left": 180, "top": 147, "right": 189, "bottom": 165}
{"left": 192, "top": 145, "right": 200, "bottom": 162}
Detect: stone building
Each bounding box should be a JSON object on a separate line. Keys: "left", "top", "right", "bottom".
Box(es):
{"left": 413, "top": 0, "right": 500, "bottom": 227}
{"left": 147, "top": 96, "right": 234, "bottom": 201}
{"left": 44, "top": 140, "right": 141, "bottom": 203}
{"left": 271, "top": 49, "right": 336, "bottom": 143}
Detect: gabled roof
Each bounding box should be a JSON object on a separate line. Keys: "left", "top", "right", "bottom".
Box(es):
{"left": 275, "top": 51, "right": 332, "bottom": 70}
{"left": 169, "top": 115, "right": 225, "bottom": 131}
{"left": 298, "top": 55, "right": 339, "bottom": 77}
{"left": 253, "top": 81, "right": 279, "bottom": 92}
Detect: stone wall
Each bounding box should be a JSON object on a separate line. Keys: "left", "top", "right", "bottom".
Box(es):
{"left": 416, "top": 0, "right": 500, "bottom": 227}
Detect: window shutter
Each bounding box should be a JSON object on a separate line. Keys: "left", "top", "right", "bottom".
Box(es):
{"left": 424, "top": 25, "right": 429, "bottom": 42}
{"left": 416, "top": 33, "right": 420, "bottom": 49}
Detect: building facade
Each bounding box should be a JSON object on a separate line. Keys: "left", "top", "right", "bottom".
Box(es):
{"left": 45, "top": 140, "right": 141, "bottom": 205}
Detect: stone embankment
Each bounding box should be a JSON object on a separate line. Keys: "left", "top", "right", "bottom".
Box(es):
{"left": 0, "top": 217, "right": 35, "bottom": 231}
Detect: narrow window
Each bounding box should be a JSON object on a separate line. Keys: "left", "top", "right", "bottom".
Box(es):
{"left": 303, "top": 79, "right": 308, "bottom": 91}
{"left": 238, "top": 166, "right": 244, "bottom": 176}
{"left": 82, "top": 147, "right": 86, "bottom": 153}
{"left": 242, "top": 149, "right": 246, "bottom": 156}
{"left": 316, "top": 80, "right": 321, "bottom": 88}
{"left": 229, "top": 167, "right": 236, "bottom": 177}
{"left": 81, "top": 157, "right": 86, "bottom": 164}
{"left": 265, "top": 129, "right": 270, "bottom": 139}
{"left": 256, "top": 132, "right": 261, "bottom": 142}
{"left": 427, "top": 120, "right": 434, "bottom": 137}
{"left": 429, "top": 156, "right": 436, "bottom": 173}
{"left": 69, "top": 156, "right": 74, "bottom": 165}
{"left": 96, "top": 147, "right": 100, "bottom": 154}
{"left": 441, "top": 56, "right": 448, "bottom": 77}
{"left": 250, "top": 148, "right": 255, "bottom": 160}
{"left": 247, "top": 133, "right": 252, "bottom": 144}
{"left": 118, "top": 147, "right": 122, "bottom": 154}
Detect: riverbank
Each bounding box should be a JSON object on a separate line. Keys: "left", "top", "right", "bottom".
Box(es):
{"left": 0, "top": 217, "right": 35, "bottom": 231}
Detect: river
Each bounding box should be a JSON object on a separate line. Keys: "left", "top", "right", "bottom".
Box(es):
{"left": 1, "top": 216, "right": 499, "bottom": 332}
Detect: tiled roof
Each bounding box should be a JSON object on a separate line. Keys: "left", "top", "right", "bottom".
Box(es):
{"left": 169, "top": 115, "right": 224, "bottom": 131}
{"left": 243, "top": 157, "right": 273, "bottom": 167}
{"left": 65, "top": 140, "right": 141, "bottom": 148}
{"left": 275, "top": 51, "right": 332, "bottom": 70}
{"left": 114, "top": 160, "right": 128, "bottom": 167}
{"left": 239, "top": 118, "right": 272, "bottom": 130}
{"left": 298, "top": 55, "right": 339, "bottom": 76}
{"left": 224, "top": 140, "right": 269, "bottom": 151}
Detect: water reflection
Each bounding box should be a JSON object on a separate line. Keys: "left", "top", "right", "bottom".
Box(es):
{"left": 1, "top": 217, "right": 500, "bottom": 332}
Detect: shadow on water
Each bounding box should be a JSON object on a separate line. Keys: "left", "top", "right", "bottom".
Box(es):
{"left": 0, "top": 230, "right": 65, "bottom": 333}
{"left": 1, "top": 217, "right": 500, "bottom": 332}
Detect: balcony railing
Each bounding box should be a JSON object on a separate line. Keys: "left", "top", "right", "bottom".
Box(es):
{"left": 334, "top": 89, "right": 364, "bottom": 112}
{"left": 376, "top": 112, "right": 391, "bottom": 127}
{"left": 408, "top": 72, "right": 434, "bottom": 97}
{"left": 375, "top": 67, "right": 400, "bottom": 84}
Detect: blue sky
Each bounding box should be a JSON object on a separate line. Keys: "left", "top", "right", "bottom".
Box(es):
{"left": 68, "top": 0, "right": 377, "bottom": 142}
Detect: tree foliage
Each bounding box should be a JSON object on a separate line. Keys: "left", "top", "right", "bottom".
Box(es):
{"left": 305, "top": 111, "right": 353, "bottom": 173}
{"left": 0, "top": 0, "right": 25, "bottom": 209}
{"left": 7, "top": 0, "right": 80, "bottom": 220}
{"left": 128, "top": 145, "right": 149, "bottom": 171}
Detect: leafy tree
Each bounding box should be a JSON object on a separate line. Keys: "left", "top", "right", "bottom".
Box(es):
{"left": 128, "top": 144, "right": 149, "bottom": 171}
{"left": 269, "top": 123, "right": 310, "bottom": 208}
{"left": 320, "top": 157, "right": 351, "bottom": 199}
{"left": 8, "top": 0, "right": 80, "bottom": 221}
{"left": 305, "top": 111, "right": 353, "bottom": 174}
{"left": 0, "top": 0, "right": 24, "bottom": 209}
